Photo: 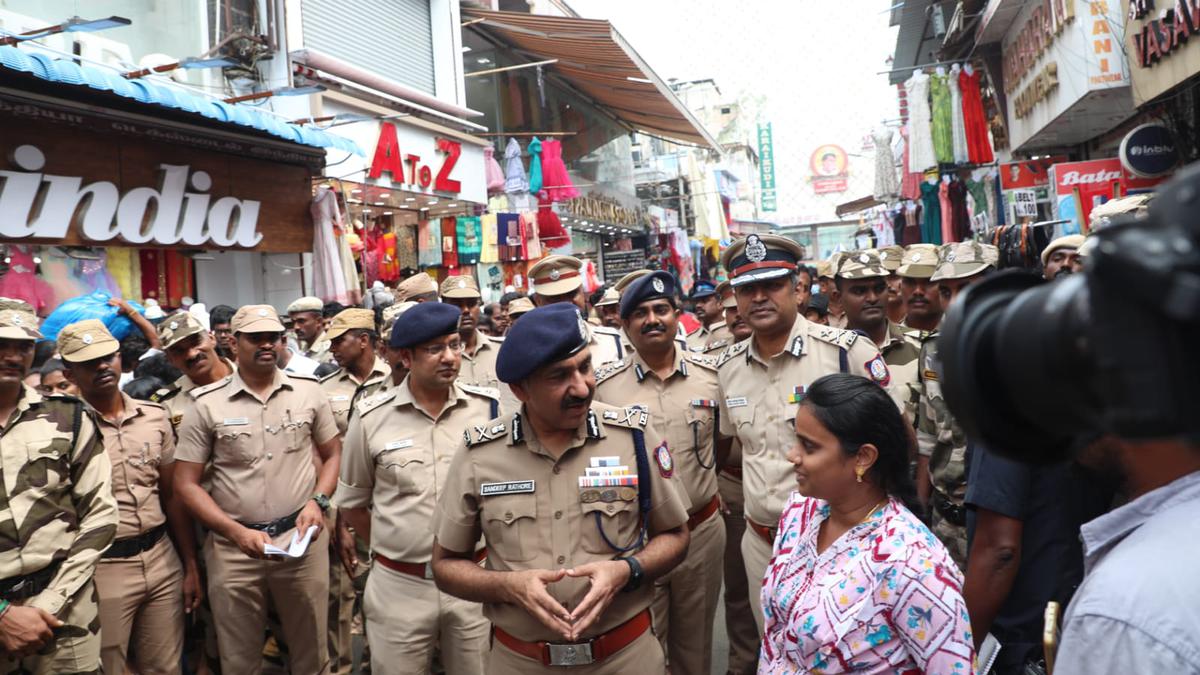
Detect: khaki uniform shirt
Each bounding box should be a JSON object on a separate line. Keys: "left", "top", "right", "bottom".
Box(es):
{"left": 94, "top": 394, "right": 176, "bottom": 539}
{"left": 588, "top": 325, "right": 625, "bottom": 367}
{"left": 595, "top": 349, "right": 721, "bottom": 513}
{"left": 335, "top": 381, "right": 497, "bottom": 562}
{"left": 717, "top": 315, "right": 892, "bottom": 526}
{"left": 436, "top": 403, "right": 689, "bottom": 642}
{"left": 687, "top": 321, "right": 733, "bottom": 353}
{"left": 304, "top": 330, "right": 334, "bottom": 364}
{"left": 157, "top": 357, "right": 237, "bottom": 433}
{"left": 319, "top": 357, "right": 391, "bottom": 435}
{"left": 459, "top": 330, "right": 503, "bottom": 390}
{"left": 875, "top": 322, "right": 922, "bottom": 423}
{"left": 175, "top": 370, "right": 339, "bottom": 524}
{"left": 0, "top": 387, "right": 117, "bottom": 615}
{"left": 916, "top": 333, "right": 967, "bottom": 503}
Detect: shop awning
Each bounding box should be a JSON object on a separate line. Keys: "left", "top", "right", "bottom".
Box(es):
{"left": 462, "top": 8, "right": 719, "bottom": 150}
{"left": 0, "top": 45, "right": 363, "bottom": 155}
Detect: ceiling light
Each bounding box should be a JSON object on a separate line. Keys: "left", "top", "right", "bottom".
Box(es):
{"left": 448, "top": 203, "right": 459, "bottom": 207}
{"left": 363, "top": 209, "right": 372, "bottom": 213}
{"left": 477, "top": 57, "right": 491, "bottom": 64}
{"left": 381, "top": 193, "right": 390, "bottom": 198}
{"left": 383, "top": 211, "right": 393, "bottom": 215}
{"left": 405, "top": 197, "right": 416, "bottom": 202}
{"left": 428, "top": 199, "right": 439, "bottom": 204}
{"left": 420, "top": 207, "right": 429, "bottom": 211}
{"left": 351, "top": 188, "right": 362, "bottom": 194}
{"left": 374, "top": 201, "right": 385, "bottom": 205}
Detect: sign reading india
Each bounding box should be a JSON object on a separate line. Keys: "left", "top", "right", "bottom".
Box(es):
{"left": 0, "top": 144, "right": 263, "bottom": 247}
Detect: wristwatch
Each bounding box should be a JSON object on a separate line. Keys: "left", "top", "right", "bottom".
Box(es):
{"left": 311, "top": 493, "right": 331, "bottom": 513}
{"left": 618, "top": 556, "right": 643, "bottom": 592}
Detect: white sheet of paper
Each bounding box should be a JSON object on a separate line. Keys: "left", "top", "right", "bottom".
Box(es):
{"left": 263, "top": 525, "right": 318, "bottom": 557}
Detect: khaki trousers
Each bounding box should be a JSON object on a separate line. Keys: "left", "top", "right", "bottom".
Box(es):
{"left": 0, "top": 581, "right": 101, "bottom": 675}
{"left": 363, "top": 562, "right": 488, "bottom": 675}
{"left": 718, "top": 472, "right": 760, "bottom": 675}
{"left": 205, "top": 526, "right": 330, "bottom": 675}
{"left": 740, "top": 526, "right": 774, "bottom": 636}
{"left": 95, "top": 535, "right": 185, "bottom": 675}
{"left": 650, "top": 509, "right": 725, "bottom": 675}
{"left": 326, "top": 509, "right": 355, "bottom": 675}
{"left": 486, "top": 625, "right": 664, "bottom": 675}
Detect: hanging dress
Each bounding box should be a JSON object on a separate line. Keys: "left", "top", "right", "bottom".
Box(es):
{"left": 872, "top": 127, "right": 900, "bottom": 201}
{"left": 899, "top": 126, "right": 923, "bottom": 201}
{"left": 919, "top": 181, "right": 943, "bottom": 245}
{"left": 457, "top": 216, "right": 482, "bottom": 266}
{"left": 938, "top": 180, "right": 954, "bottom": 244}
{"left": 440, "top": 217, "right": 459, "bottom": 268}
{"left": 930, "top": 72, "right": 954, "bottom": 165}
{"left": 479, "top": 214, "right": 499, "bottom": 264}
{"left": 949, "top": 179, "right": 970, "bottom": 242}
{"left": 0, "top": 246, "right": 54, "bottom": 314}
{"left": 535, "top": 192, "right": 571, "bottom": 249}
{"left": 379, "top": 232, "right": 400, "bottom": 283}
{"left": 527, "top": 136, "right": 544, "bottom": 195}
{"left": 905, "top": 72, "right": 938, "bottom": 172}
{"left": 417, "top": 219, "right": 443, "bottom": 268}
{"left": 949, "top": 65, "right": 970, "bottom": 165}
{"left": 310, "top": 186, "right": 349, "bottom": 304}
{"left": 503, "top": 138, "right": 529, "bottom": 194}
{"left": 539, "top": 138, "right": 579, "bottom": 202}
{"left": 520, "top": 212, "right": 542, "bottom": 260}
{"left": 960, "top": 67, "right": 995, "bottom": 164}
{"left": 396, "top": 224, "right": 419, "bottom": 272}
{"left": 484, "top": 145, "right": 506, "bottom": 194}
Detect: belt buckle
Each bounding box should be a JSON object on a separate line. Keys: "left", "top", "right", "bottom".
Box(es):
{"left": 423, "top": 562, "right": 434, "bottom": 580}
{"left": 546, "top": 641, "right": 594, "bottom": 667}
{"left": 264, "top": 522, "right": 280, "bottom": 537}
{"left": 8, "top": 578, "right": 26, "bottom": 594}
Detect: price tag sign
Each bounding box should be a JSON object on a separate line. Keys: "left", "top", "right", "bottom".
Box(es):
{"left": 1013, "top": 189, "right": 1038, "bottom": 218}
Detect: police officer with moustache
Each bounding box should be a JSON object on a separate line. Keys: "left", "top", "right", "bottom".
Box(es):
{"left": 156, "top": 312, "right": 236, "bottom": 433}
{"left": 1040, "top": 234, "right": 1085, "bottom": 281}
{"left": 685, "top": 280, "right": 732, "bottom": 353}
{"left": 319, "top": 308, "right": 389, "bottom": 675}
{"left": 529, "top": 255, "right": 624, "bottom": 367}
{"left": 287, "top": 297, "right": 334, "bottom": 364}
{"left": 593, "top": 272, "right": 727, "bottom": 675}
{"left": 916, "top": 241, "right": 997, "bottom": 570}
{"left": 593, "top": 288, "right": 621, "bottom": 331}
{"left": 432, "top": 304, "right": 690, "bottom": 674}
{"left": 337, "top": 303, "right": 498, "bottom": 675}
{"left": 174, "top": 305, "right": 342, "bottom": 675}
{"left": 59, "top": 320, "right": 201, "bottom": 675}
{"left": 873, "top": 245, "right": 908, "bottom": 325}
{"left": 896, "top": 245, "right": 943, "bottom": 334}
{"left": 717, "top": 234, "right": 892, "bottom": 632}
{"left": 0, "top": 309, "right": 118, "bottom": 674}
{"left": 441, "top": 276, "right": 504, "bottom": 390}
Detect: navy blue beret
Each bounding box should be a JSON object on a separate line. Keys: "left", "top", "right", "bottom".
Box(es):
{"left": 497, "top": 303, "right": 589, "bottom": 383}
{"left": 690, "top": 279, "right": 717, "bottom": 299}
{"left": 389, "top": 302, "right": 461, "bottom": 348}
{"left": 620, "top": 271, "right": 676, "bottom": 320}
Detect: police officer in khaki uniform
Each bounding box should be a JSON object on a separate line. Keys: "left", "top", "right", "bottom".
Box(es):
{"left": 873, "top": 245, "right": 908, "bottom": 325}
{"left": 441, "top": 275, "right": 504, "bottom": 390}
{"left": 836, "top": 251, "right": 922, "bottom": 419}
{"left": 506, "top": 297, "right": 534, "bottom": 321}
{"left": 717, "top": 235, "right": 892, "bottom": 632}
{"left": 815, "top": 254, "right": 848, "bottom": 329}
{"left": 59, "top": 320, "right": 200, "bottom": 675}
{"left": 594, "top": 272, "right": 726, "bottom": 675}
{"left": 396, "top": 273, "right": 440, "bottom": 303}
{"left": 432, "top": 304, "right": 690, "bottom": 674}
{"left": 897, "top": 245, "right": 943, "bottom": 334}
{"left": 592, "top": 287, "right": 621, "bottom": 330}
{"left": 287, "top": 297, "right": 334, "bottom": 364}
{"left": 174, "top": 305, "right": 342, "bottom": 675}
{"left": 157, "top": 311, "right": 236, "bottom": 433}
{"left": 917, "top": 241, "right": 996, "bottom": 570}
{"left": 317, "top": 308, "right": 388, "bottom": 675}
{"left": 529, "top": 255, "right": 624, "bottom": 367}
{"left": 685, "top": 280, "right": 733, "bottom": 353}
{"left": 0, "top": 310, "right": 118, "bottom": 674}
{"left": 337, "top": 303, "right": 497, "bottom": 675}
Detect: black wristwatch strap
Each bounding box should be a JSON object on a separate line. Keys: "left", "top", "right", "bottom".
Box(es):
{"left": 620, "top": 556, "right": 643, "bottom": 592}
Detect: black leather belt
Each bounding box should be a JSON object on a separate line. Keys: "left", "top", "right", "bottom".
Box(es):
{"left": 933, "top": 492, "right": 966, "bottom": 527}
{"left": 103, "top": 524, "right": 167, "bottom": 559}
{"left": 0, "top": 560, "right": 62, "bottom": 601}
{"left": 239, "top": 508, "right": 302, "bottom": 538}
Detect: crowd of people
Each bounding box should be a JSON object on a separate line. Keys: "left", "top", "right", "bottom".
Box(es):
{"left": 0, "top": 228, "right": 1186, "bottom": 675}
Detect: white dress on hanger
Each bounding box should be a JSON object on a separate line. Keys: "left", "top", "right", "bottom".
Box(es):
{"left": 872, "top": 127, "right": 900, "bottom": 201}
{"left": 949, "top": 64, "right": 969, "bottom": 165}
{"left": 905, "top": 71, "right": 938, "bottom": 172}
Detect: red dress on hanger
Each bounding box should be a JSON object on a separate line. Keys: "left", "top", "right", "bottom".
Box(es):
{"left": 959, "top": 68, "right": 994, "bottom": 164}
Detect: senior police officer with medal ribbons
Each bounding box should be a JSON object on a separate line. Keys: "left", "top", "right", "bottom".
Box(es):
{"left": 716, "top": 234, "right": 895, "bottom": 634}
{"left": 431, "top": 303, "right": 690, "bottom": 674}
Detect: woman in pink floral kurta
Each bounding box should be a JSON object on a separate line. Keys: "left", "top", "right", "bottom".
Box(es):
{"left": 759, "top": 374, "right": 974, "bottom": 674}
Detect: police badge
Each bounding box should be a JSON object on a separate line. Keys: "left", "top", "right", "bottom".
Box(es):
{"left": 745, "top": 234, "right": 767, "bottom": 263}
{"left": 652, "top": 278, "right": 665, "bottom": 293}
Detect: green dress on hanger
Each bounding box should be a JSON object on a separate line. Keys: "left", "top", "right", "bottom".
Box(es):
{"left": 929, "top": 73, "right": 954, "bottom": 165}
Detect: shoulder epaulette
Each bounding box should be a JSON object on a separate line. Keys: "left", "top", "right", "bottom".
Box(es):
{"left": 685, "top": 352, "right": 719, "bottom": 370}
{"left": 318, "top": 369, "right": 342, "bottom": 384}
{"left": 464, "top": 418, "right": 508, "bottom": 447}
{"left": 810, "top": 325, "right": 860, "bottom": 350}
{"left": 286, "top": 371, "right": 320, "bottom": 382}
{"left": 190, "top": 376, "right": 232, "bottom": 399}
{"left": 137, "top": 398, "right": 166, "bottom": 410}
{"left": 355, "top": 388, "right": 397, "bottom": 417}
{"left": 594, "top": 403, "right": 649, "bottom": 430}
{"left": 593, "top": 357, "right": 632, "bottom": 385}
{"left": 703, "top": 339, "right": 730, "bottom": 354}
{"left": 592, "top": 325, "right": 621, "bottom": 337}
{"left": 486, "top": 334, "right": 505, "bottom": 344}
{"left": 716, "top": 340, "right": 749, "bottom": 367}
{"left": 149, "top": 385, "right": 180, "bottom": 403}
{"left": 458, "top": 382, "right": 500, "bottom": 400}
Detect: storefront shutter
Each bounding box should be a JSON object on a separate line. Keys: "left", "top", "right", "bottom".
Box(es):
{"left": 301, "top": 0, "right": 435, "bottom": 95}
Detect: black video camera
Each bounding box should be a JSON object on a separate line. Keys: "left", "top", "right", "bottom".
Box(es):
{"left": 937, "top": 161, "right": 1200, "bottom": 465}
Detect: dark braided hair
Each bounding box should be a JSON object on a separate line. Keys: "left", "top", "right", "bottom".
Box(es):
{"left": 800, "top": 373, "right": 922, "bottom": 517}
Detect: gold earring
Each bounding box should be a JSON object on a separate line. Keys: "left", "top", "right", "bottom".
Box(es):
{"left": 855, "top": 467, "right": 865, "bottom": 483}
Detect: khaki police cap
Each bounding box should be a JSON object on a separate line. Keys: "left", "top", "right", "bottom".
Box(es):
{"left": 58, "top": 319, "right": 119, "bottom": 363}
{"left": 0, "top": 297, "right": 35, "bottom": 314}
{"left": 896, "top": 244, "right": 941, "bottom": 279}
{"left": 396, "top": 273, "right": 439, "bottom": 302}
{"left": 815, "top": 259, "right": 832, "bottom": 279}
{"left": 719, "top": 234, "right": 804, "bottom": 287}
{"left": 231, "top": 305, "right": 286, "bottom": 334}
{"left": 716, "top": 280, "right": 737, "bottom": 309}
{"left": 931, "top": 241, "right": 997, "bottom": 281}
{"left": 381, "top": 301, "right": 418, "bottom": 338}
{"left": 837, "top": 250, "right": 889, "bottom": 280}
{"left": 440, "top": 274, "right": 481, "bottom": 299}
{"left": 594, "top": 287, "right": 620, "bottom": 307}
{"left": 286, "top": 296, "right": 323, "bottom": 314}
{"left": 529, "top": 255, "right": 584, "bottom": 296}
{"left": 613, "top": 270, "right": 651, "bottom": 294}
{"left": 325, "top": 308, "right": 375, "bottom": 342}
{"left": 0, "top": 309, "right": 42, "bottom": 341}
{"left": 1040, "top": 234, "right": 1087, "bottom": 267}
{"left": 875, "top": 245, "right": 905, "bottom": 272}
{"left": 158, "top": 311, "right": 207, "bottom": 350}
{"left": 507, "top": 296, "right": 535, "bottom": 318}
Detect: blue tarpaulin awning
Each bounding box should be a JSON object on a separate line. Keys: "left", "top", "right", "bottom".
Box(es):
{"left": 0, "top": 45, "right": 363, "bottom": 156}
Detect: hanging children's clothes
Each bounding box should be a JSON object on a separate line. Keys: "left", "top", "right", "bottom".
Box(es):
{"left": 440, "top": 217, "right": 459, "bottom": 268}
{"left": 484, "top": 145, "right": 506, "bottom": 193}
{"left": 930, "top": 72, "right": 954, "bottom": 165}
{"left": 949, "top": 65, "right": 970, "bottom": 165}
{"left": 418, "top": 219, "right": 443, "bottom": 267}
{"left": 457, "top": 216, "right": 483, "bottom": 266}
{"left": 527, "top": 136, "right": 544, "bottom": 194}
{"left": 960, "top": 66, "right": 995, "bottom": 164}
{"left": 497, "top": 213, "right": 523, "bottom": 261}
{"left": 919, "top": 181, "right": 943, "bottom": 245}
{"left": 503, "top": 138, "right": 529, "bottom": 194}
{"left": 539, "top": 138, "right": 579, "bottom": 202}
{"left": 905, "top": 72, "right": 938, "bottom": 172}
{"left": 479, "top": 214, "right": 499, "bottom": 264}
{"left": 535, "top": 193, "right": 571, "bottom": 249}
